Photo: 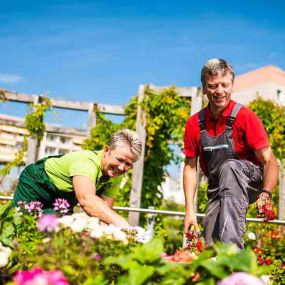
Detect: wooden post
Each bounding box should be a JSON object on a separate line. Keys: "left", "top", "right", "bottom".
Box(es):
{"left": 278, "top": 161, "right": 285, "bottom": 220}
{"left": 87, "top": 103, "right": 97, "bottom": 136}
{"left": 190, "top": 88, "right": 203, "bottom": 213}
{"left": 129, "top": 85, "right": 147, "bottom": 226}
{"left": 26, "top": 96, "right": 40, "bottom": 165}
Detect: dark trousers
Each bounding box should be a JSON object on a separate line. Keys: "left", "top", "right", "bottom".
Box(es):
{"left": 202, "top": 159, "right": 263, "bottom": 250}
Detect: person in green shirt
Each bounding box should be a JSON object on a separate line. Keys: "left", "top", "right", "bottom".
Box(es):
{"left": 13, "top": 129, "right": 142, "bottom": 227}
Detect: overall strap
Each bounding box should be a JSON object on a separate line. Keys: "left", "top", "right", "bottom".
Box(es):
{"left": 198, "top": 108, "right": 206, "bottom": 131}
{"left": 227, "top": 103, "right": 242, "bottom": 128}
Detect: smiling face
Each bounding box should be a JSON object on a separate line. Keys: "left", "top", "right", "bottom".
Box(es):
{"left": 101, "top": 144, "right": 135, "bottom": 177}
{"left": 203, "top": 71, "right": 234, "bottom": 116}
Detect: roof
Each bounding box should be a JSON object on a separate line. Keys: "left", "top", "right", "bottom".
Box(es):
{"left": 234, "top": 65, "right": 285, "bottom": 92}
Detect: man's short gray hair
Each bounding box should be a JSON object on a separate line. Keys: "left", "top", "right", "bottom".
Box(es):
{"left": 201, "top": 58, "right": 235, "bottom": 88}
{"left": 107, "top": 129, "right": 142, "bottom": 161}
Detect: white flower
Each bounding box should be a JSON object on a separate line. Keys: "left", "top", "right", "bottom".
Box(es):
{"left": 0, "top": 252, "right": 9, "bottom": 268}
{"left": 69, "top": 217, "right": 88, "bottom": 232}
{"left": 86, "top": 217, "right": 100, "bottom": 230}
{"left": 247, "top": 232, "right": 256, "bottom": 240}
{"left": 90, "top": 227, "right": 104, "bottom": 239}
{"left": 57, "top": 215, "right": 75, "bottom": 228}
{"left": 0, "top": 244, "right": 11, "bottom": 268}
{"left": 260, "top": 275, "right": 271, "bottom": 285}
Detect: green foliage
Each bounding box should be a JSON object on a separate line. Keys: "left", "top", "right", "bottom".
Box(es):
{"left": 0, "top": 137, "right": 27, "bottom": 178}
{"left": 0, "top": 203, "right": 271, "bottom": 285}
{"left": 82, "top": 107, "right": 121, "bottom": 150}
{"left": 248, "top": 96, "right": 285, "bottom": 160}
{"left": 83, "top": 86, "right": 191, "bottom": 213}
{"left": 245, "top": 223, "right": 285, "bottom": 284}
{"left": 0, "top": 97, "right": 51, "bottom": 178}
{"left": 25, "top": 97, "right": 51, "bottom": 141}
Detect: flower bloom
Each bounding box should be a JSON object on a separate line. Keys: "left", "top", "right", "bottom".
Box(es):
{"left": 247, "top": 232, "right": 256, "bottom": 240}
{"left": 217, "top": 272, "right": 265, "bottom": 285}
{"left": 53, "top": 198, "right": 70, "bottom": 215}
{"left": 14, "top": 267, "right": 69, "bottom": 285}
{"left": 37, "top": 214, "right": 59, "bottom": 232}
{"left": 18, "top": 201, "right": 43, "bottom": 217}
{"left": 261, "top": 205, "right": 275, "bottom": 221}
{"left": 0, "top": 242, "right": 12, "bottom": 268}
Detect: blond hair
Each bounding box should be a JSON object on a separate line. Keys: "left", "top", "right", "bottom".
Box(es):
{"left": 107, "top": 129, "right": 142, "bottom": 161}
{"left": 201, "top": 58, "right": 234, "bottom": 88}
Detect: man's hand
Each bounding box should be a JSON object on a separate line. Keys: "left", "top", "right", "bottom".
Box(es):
{"left": 184, "top": 213, "right": 199, "bottom": 235}
{"left": 256, "top": 192, "right": 274, "bottom": 219}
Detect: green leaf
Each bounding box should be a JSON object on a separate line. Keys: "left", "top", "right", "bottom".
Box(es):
{"left": 132, "top": 238, "right": 163, "bottom": 263}
{"left": 200, "top": 259, "right": 228, "bottom": 279}
{"left": 128, "top": 264, "right": 154, "bottom": 285}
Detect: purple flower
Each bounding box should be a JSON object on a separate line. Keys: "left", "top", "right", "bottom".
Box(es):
{"left": 217, "top": 272, "right": 265, "bottom": 285}
{"left": 14, "top": 267, "right": 69, "bottom": 285}
{"left": 37, "top": 214, "right": 59, "bottom": 232}
{"left": 24, "top": 201, "right": 43, "bottom": 217}
{"left": 91, "top": 253, "right": 102, "bottom": 261}
{"left": 53, "top": 198, "right": 70, "bottom": 215}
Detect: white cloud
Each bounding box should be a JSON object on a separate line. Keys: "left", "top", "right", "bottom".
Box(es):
{"left": 0, "top": 74, "right": 23, "bottom": 84}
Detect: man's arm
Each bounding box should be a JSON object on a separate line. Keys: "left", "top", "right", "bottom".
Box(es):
{"left": 73, "top": 175, "right": 129, "bottom": 227}
{"left": 255, "top": 146, "right": 279, "bottom": 217}
{"left": 255, "top": 146, "right": 279, "bottom": 193}
{"left": 183, "top": 156, "right": 199, "bottom": 234}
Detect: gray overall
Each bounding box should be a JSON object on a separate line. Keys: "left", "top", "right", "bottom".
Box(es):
{"left": 199, "top": 103, "right": 263, "bottom": 249}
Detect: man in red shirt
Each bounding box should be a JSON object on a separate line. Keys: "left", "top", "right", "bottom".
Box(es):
{"left": 183, "top": 58, "right": 279, "bottom": 249}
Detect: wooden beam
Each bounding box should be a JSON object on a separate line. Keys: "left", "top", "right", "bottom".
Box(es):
{"left": 26, "top": 96, "right": 40, "bottom": 165}
{"left": 147, "top": 84, "right": 199, "bottom": 98}
{"left": 129, "top": 85, "right": 147, "bottom": 226}
{"left": 279, "top": 162, "right": 285, "bottom": 220}
{"left": 87, "top": 103, "right": 97, "bottom": 136}
{"left": 1, "top": 89, "right": 125, "bottom": 115}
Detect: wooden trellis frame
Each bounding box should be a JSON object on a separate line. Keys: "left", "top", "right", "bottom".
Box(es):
{"left": 1, "top": 87, "right": 284, "bottom": 224}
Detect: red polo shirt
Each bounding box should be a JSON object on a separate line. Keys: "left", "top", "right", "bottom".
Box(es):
{"left": 183, "top": 100, "right": 269, "bottom": 176}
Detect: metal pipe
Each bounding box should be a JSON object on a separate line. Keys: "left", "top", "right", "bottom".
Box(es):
{"left": 1, "top": 196, "right": 285, "bottom": 225}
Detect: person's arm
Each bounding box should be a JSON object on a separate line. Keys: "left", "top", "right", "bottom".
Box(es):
{"left": 255, "top": 146, "right": 279, "bottom": 216}
{"left": 183, "top": 156, "right": 199, "bottom": 234}
{"left": 101, "top": 194, "right": 115, "bottom": 208}
{"left": 73, "top": 175, "right": 129, "bottom": 227}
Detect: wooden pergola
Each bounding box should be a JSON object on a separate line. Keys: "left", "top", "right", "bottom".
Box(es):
{"left": 1, "top": 86, "right": 285, "bottom": 223}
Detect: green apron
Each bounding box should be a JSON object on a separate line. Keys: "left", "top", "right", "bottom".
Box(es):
{"left": 13, "top": 156, "right": 77, "bottom": 214}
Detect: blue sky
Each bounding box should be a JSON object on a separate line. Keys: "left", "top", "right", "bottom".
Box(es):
{"left": 1, "top": 0, "right": 285, "bottom": 128}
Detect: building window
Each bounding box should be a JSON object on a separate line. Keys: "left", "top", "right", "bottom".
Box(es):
{"left": 47, "top": 135, "right": 56, "bottom": 142}
{"left": 45, "top": 147, "right": 56, "bottom": 155}
{"left": 60, "top": 137, "right": 69, "bottom": 144}
{"left": 276, "top": 89, "right": 284, "bottom": 103}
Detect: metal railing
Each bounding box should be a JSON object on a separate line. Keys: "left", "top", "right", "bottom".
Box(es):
{"left": 1, "top": 195, "right": 285, "bottom": 225}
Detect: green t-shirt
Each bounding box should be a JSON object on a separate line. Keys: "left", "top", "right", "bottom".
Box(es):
{"left": 44, "top": 150, "right": 117, "bottom": 198}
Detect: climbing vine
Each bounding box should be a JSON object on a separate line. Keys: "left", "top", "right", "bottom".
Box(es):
{"left": 248, "top": 96, "right": 285, "bottom": 161}
{"left": 0, "top": 97, "right": 51, "bottom": 178}
{"left": 83, "top": 86, "right": 191, "bottom": 211}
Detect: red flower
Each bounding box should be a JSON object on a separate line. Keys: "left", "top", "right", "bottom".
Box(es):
{"left": 281, "top": 263, "right": 285, "bottom": 270}
{"left": 254, "top": 248, "right": 264, "bottom": 255}
{"left": 257, "top": 256, "right": 265, "bottom": 265}
{"left": 185, "top": 231, "right": 197, "bottom": 240}
{"left": 261, "top": 205, "right": 275, "bottom": 221}
{"left": 196, "top": 241, "right": 204, "bottom": 251}
{"left": 271, "top": 231, "right": 280, "bottom": 240}
{"left": 265, "top": 258, "right": 273, "bottom": 265}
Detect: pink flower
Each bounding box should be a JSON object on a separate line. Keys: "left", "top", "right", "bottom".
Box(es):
{"left": 14, "top": 267, "right": 69, "bottom": 285}
{"left": 217, "top": 272, "right": 265, "bottom": 285}
{"left": 53, "top": 199, "right": 70, "bottom": 215}
{"left": 37, "top": 214, "right": 59, "bottom": 232}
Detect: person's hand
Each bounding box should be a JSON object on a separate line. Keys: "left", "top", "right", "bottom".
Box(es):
{"left": 184, "top": 213, "right": 199, "bottom": 235}
{"left": 256, "top": 192, "right": 274, "bottom": 220}
{"left": 113, "top": 217, "right": 129, "bottom": 228}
